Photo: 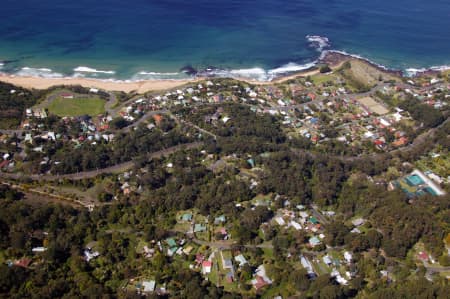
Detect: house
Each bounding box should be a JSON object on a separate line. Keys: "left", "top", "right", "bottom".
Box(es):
{"left": 309, "top": 217, "right": 319, "bottom": 225}
{"left": 0, "top": 160, "right": 10, "bottom": 169}
{"left": 351, "top": 228, "right": 361, "bottom": 234}
{"left": 307, "top": 93, "right": 316, "bottom": 100}
{"left": 392, "top": 137, "right": 408, "bottom": 147}
{"left": 217, "top": 227, "right": 228, "bottom": 238}
{"left": 309, "top": 236, "right": 321, "bottom": 247}
{"left": 289, "top": 221, "right": 302, "bottom": 230}
{"left": 165, "top": 238, "right": 179, "bottom": 256}
{"left": 344, "top": 251, "right": 353, "bottom": 263}
{"left": 84, "top": 249, "right": 100, "bottom": 261}
{"left": 153, "top": 114, "right": 163, "bottom": 125}
{"left": 225, "top": 271, "right": 234, "bottom": 283}
{"left": 274, "top": 216, "right": 286, "bottom": 226}
{"left": 181, "top": 213, "right": 193, "bottom": 222}
{"left": 47, "top": 132, "right": 56, "bottom": 141}
{"left": 235, "top": 254, "right": 248, "bottom": 267}
{"left": 142, "top": 280, "right": 156, "bottom": 293}
{"left": 251, "top": 265, "right": 272, "bottom": 290}
{"left": 32, "top": 247, "right": 47, "bottom": 253}
{"left": 214, "top": 215, "right": 226, "bottom": 225}
{"left": 332, "top": 271, "right": 348, "bottom": 285}
{"left": 252, "top": 276, "right": 269, "bottom": 291}
{"left": 202, "top": 261, "right": 212, "bottom": 274}
{"left": 166, "top": 238, "right": 177, "bottom": 248}
{"left": 323, "top": 255, "right": 332, "bottom": 266}
{"left": 183, "top": 246, "right": 193, "bottom": 255}
{"left": 220, "top": 251, "right": 233, "bottom": 270}
{"left": 142, "top": 245, "right": 155, "bottom": 258}
{"left": 25, "top": 134, "right": 33, "bottom": 143}
{"left": 194, "top": 223, "right": 207, "bottom": 233}
{"left": 247, "top": 158, "right": 255, "bottom": 168}
{"left": 14, "top": 258, "right": 32, "bottom": 268}
{"left": 196, "top": 253, "right": 205, "bottom": 265}
{"left": 351, "top": 218, "right": 365, "bottom": 227}
{"left": 61, "top": 93, "right": 74, "bottom": 99}
{"left": 417, "top": 251, "right": 429, "bottom": 262}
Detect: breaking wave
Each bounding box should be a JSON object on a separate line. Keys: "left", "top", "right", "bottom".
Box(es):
{"left": 15, "top": 67, "right": 64, "bottom": 78}
{"left": 131, "top": 71, "right": 185, "bottom": 80}
{"left": 306, "top": 35, "right": 330, "bottom": 52}
{"left": 405, "top": 65, "right": 450, "bottom": 77}
{"left": 73, "top": 66, "right": 116, "bottom": 74}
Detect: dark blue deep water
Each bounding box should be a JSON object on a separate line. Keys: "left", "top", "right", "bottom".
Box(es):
{"left": 1, "top": 0, "right": 450, "bottom": 80}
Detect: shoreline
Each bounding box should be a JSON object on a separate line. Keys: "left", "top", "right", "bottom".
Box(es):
{"left": 0, "top": 53, "right": 342, "bottom": 93}
{"left": 0, "top": 51, "right": 446, "bottom": 93}
{"left": 0, "top": 69, "right": 328, "bottom": 93}
{"left": 0, "top": 75, "right": 202, "bottom": 93}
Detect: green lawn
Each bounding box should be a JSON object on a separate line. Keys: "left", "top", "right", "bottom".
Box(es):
{"left": 310, "top": 73, "right": 337, "bottom": 85}
{"left": 47, "top": 97, "right": 105, "bottom": 117}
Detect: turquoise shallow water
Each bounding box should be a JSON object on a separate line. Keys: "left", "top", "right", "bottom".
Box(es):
{"left": 1, "top": 0, "right": 450, "bottom": 80}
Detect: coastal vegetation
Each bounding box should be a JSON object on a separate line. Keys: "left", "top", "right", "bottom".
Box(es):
{"left": 0, "top": 82, "right": 43, "bottom": 129}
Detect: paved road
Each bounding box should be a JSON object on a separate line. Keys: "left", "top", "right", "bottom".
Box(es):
{"left": 105, "top": 92, "right": 118, "bottom": 116}
{"left": 310, "top": 205, "right": 330, "bottom": 225}
{"left": 423, "top": 261, "right": 450, "bottom": 272}
{"left": 179, "top": 119, "right": 217, "bottom": 140}
{"left": 0, "top": 142, "right": 203, "bottom": 181}
{"left": 4, "top": 114, "right": 445, "bottom": 182}
{"left": 0, "top": 129, "right": 23, "bottom": 136}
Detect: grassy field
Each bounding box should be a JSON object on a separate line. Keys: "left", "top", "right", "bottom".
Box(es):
{"left": 47, "top": 97, "right": 105, "bottom": 117}
{"left": 310, "top": 73, "right": 338, "bottom": 85}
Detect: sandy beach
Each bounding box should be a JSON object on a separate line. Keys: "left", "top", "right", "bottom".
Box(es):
{"left": 0, "top": 68, "right": 324, "bottom": 94}
{"left": 0, "top": 72, "right": 318, "bottom": 93}
{"left": 0, "top": 75, "right": 202, "bottom": 93}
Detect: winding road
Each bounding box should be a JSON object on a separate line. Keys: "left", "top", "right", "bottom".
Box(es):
{"left": 0, "top": 142, "right": 204, "bottom": 181}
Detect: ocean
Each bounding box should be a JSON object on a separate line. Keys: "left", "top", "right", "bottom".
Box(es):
{"left": 1, "top": 0, "right": 450, "bottom": 81}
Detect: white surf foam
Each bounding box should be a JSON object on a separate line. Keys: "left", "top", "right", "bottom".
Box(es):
{"left": 306, "top": 35, "right": 330, "bottom": 52}
{"left": 321, "top": 50, "right": 392, "bottom": 71}
{"left": 207, "top": 62, "right": 317, "bottom": 82}
{"left": 405, "top": 65, "right": 450, "bottom": 76}
{"left": 201, "top": 67, "right": 268, "bottom": 81}
{"left": 138, "top": 71, "right": 180, "bottom": 76}
{"left": 131, "top": 71, "right": 184, "bottom": 80}
{"left": 404, "top": 68, "right": 428, "bottom": 77}
{"left": 73, "top": 66, "right": 116, "bottom": 74}
{"left": 229, "top": 67, "right": 268, "bottom": 80}
{"left": 269, "top": 62, "right": 317, "bottom": 75}
{"left": 16, "top": 67, "right": 64, "bottom": 78}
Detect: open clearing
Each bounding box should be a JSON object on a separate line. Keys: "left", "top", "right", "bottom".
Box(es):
{"left": 47, "top": 97, "right": 105, "bottom": 117}
{"left": 357, "top": 96, "right": 389, "bottom": 115}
